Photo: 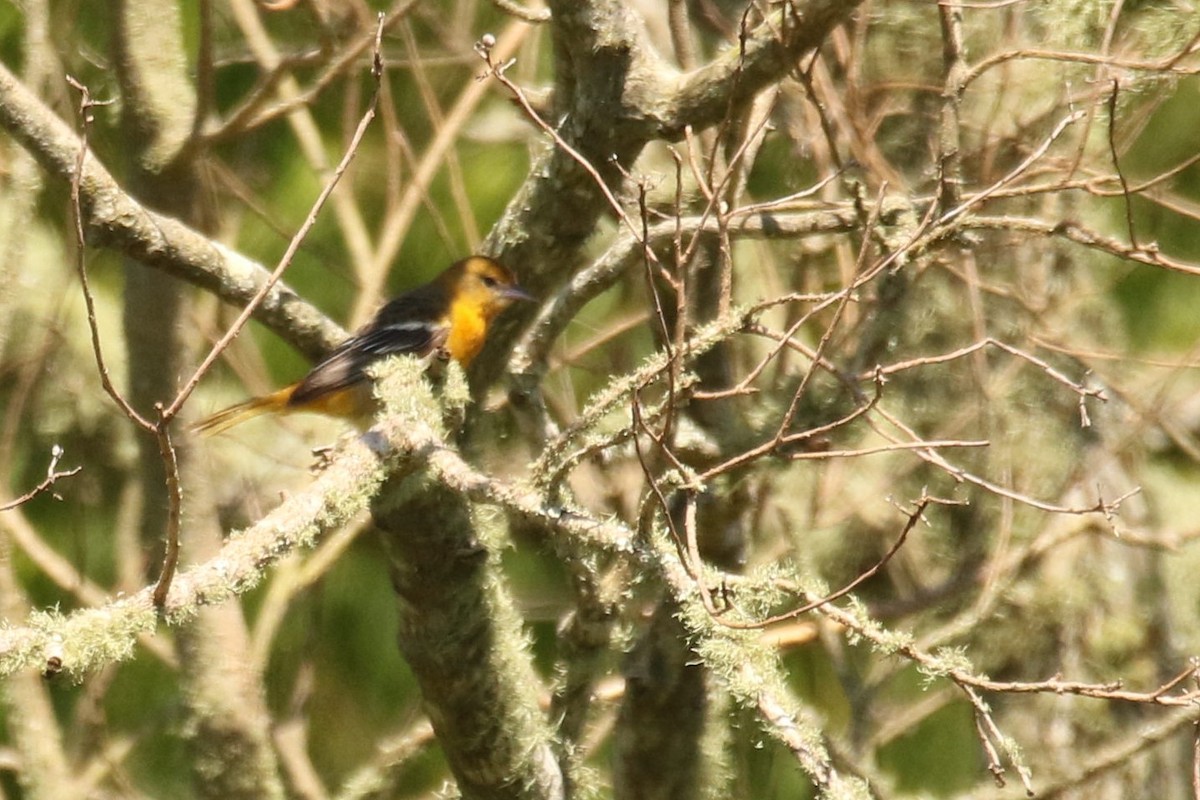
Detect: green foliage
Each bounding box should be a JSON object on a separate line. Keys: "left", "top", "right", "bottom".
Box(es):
{"left": 877, "top": 695, "right": 978, "bottom": 796}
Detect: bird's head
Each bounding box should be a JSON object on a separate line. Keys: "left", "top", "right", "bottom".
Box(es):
{"left": 448, "top": 256, "right": 534, "bottom": 320}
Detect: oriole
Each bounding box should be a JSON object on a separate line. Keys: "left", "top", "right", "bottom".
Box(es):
{"left": 194, "top": 256, "right": 532, "bottom": 435}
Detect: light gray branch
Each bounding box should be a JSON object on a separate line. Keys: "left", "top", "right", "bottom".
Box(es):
{"left": 0, "top": 62, "right": 343, "bottom": 361}
{"left": 477, "top": 0, "right": 863, "bottom": 388}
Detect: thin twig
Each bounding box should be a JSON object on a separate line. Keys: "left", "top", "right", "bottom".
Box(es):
{"left": 353, "top": 19, "right": 531, "bottom": 326}
{"left": 0, "top": 446, "right": 79, "bottom": 512}
{"left": 169, "top": 15, "right": 387, "bottom": 422}
{"left": 869, "top": 337, "right": 1107, "bottom": 404}
{"left": 775, "top": 187, "right": 889, "bottom": 440}
{"left": 204, "top": 0, "right": 418, "bottom": 144}
{"left": 1106, "top": 78, "right": 1137, "bottom": 249}
{"left": 65, "top": 75, "right": 151, "bottom": 429}
{"left": 65, "top": 76, "right": 187, "bottom": 608}
{"left": 717, "top": 494, "right": 960, "bottom": 630}
{"left": 475, "top": 38, "right": 659, "bottom": 263}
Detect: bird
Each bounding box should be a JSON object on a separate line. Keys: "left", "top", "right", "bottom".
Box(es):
{"left": 193, "top": 256, "right": 532, "bottom": 435}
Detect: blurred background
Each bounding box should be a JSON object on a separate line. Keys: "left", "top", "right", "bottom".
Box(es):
{"left": 2, "top": 1, "right": 1200, "bottom": 798}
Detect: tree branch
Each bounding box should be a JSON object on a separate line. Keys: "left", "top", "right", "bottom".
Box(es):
{"left": 475, "top": 0, "right": 863, "bottom": 389}
{"left": 0, "top": 62, "right": 343, "bottom": 362}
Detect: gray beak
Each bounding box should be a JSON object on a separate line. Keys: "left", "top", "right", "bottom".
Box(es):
{"left": 502, "top": 284, "right": 536, "bottom": 303}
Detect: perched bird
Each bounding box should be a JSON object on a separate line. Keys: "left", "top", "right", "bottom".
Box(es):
{"left": 193, "top": 256, "right": 532, "bottom": 435}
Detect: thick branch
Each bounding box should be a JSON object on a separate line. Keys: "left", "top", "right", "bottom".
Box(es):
{"left": 658, "top": 0, "right": 865, "bottom": 138}
{"left": 112, "top": 3, "right": 286, "bottom": 797}
{"left": 0, "top": 62, "right": 342, "bottom": 361}
{"left": 476, "top": 0, "right": 862, "bottom": 388}
{"left": 509, "top": 204, "right": 863, "bottom": 378}
{"left": 371, "top": 366, "right": 564, "bottom": 800}
{"left": 0, "top": 357, "right": 628, "bottom": 676}
{"left": 0, "top": 386, "right": 410, "bottom": 678}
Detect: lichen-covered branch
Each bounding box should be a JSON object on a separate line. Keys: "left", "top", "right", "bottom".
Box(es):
{"left": 476, "top": 0, "right": 864, "bottom": 388}
{"left": 0, "top": 61, "right": 342, "bottom": 361}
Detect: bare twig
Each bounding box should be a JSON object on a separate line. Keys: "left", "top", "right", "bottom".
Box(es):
{"left": 0, "top": 446, "right": 79, "bottom": 512}
{"left": 715, "top": 494, "right": 962, "bottom": 629}
{"left": 171, "top": 15, "right": 387, "bottom": 421}
{"left": 475, "top": 36, "right": 660, "bottom": 262}
{"left": 1106, "top": 79, "right": 1138, "bottom": 249}
{"left": 65, "top": 75, "right": 149, "bottom": 429}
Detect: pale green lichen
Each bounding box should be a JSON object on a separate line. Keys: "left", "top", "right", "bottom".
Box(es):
{"left": 534, "top": 311, "right": 748, "bottom": 488}
{"left": 369, "top": 355, "right": 448, "bottom": 437}
{"left": 34, "top": 601, "right": 152, "bottom": 679}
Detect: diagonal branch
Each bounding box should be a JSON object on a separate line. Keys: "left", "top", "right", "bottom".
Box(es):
{"left": 0, "top": 62, "right": 343, "bottom": 362}
{"left": 475, "top": 0, "right": 864, "bottom": 390}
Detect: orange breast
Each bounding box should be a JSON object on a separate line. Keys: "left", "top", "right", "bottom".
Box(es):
{"left": 445, "top": 304, "right": 488, "bottom": 365}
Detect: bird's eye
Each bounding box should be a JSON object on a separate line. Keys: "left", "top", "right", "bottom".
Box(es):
{"left": 480, "top": 275, "right": 498, "bottom": 288}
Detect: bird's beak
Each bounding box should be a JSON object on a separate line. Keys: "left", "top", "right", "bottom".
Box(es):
{"left": 502, "top": 284, "right": 536, "bottom": 303}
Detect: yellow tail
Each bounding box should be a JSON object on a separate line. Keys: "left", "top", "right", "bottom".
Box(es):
{"left": 192, "top": 387, "right": 294, "bottom": 436}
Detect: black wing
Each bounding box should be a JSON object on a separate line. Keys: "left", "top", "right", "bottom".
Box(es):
{"left": 288, "top": 287, "right": 449, "bottom": 406}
